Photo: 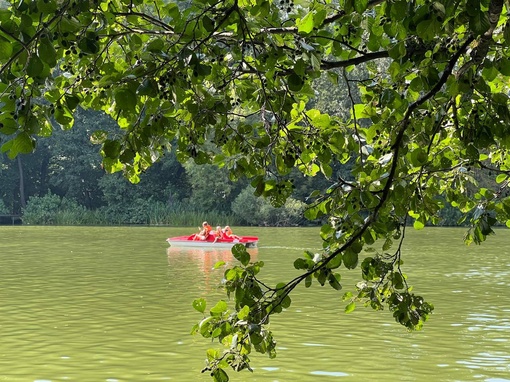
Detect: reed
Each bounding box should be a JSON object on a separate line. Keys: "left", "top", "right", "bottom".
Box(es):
{"left": 147, "top": 202, "right": 241, "bottom": 227}
{"left": 22, "top": 195, "right": 256, "bottom": 226}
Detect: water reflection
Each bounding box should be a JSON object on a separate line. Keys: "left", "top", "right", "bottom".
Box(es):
{"left": 166, "top": 246, "right": 258, "bottom": 291}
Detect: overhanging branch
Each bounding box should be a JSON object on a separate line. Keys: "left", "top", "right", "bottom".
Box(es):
{"left": 261, "top": 33, "right": 477, "bottom": 323}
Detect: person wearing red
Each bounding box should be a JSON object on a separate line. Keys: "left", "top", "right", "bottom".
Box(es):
{"left": 222, "top": 225, "right": 239, "bottom": 240}
{"left": 194, "top": 221, "right": 212, "bottom": 240}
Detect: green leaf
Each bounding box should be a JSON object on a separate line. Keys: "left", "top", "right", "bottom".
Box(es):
{"left": 192, "top": 298, "right": 206, "bottom": 313}
{"left": 382, "top": 237, "right": 393, "bottom": 251}
{"left": 137, "top": 78, "right": 159, "bottom": 97}
{"left": 114, "top": 88, "right": 137, "bottom": 112}
{"left": 465, "top": 143, "right": 479, "bottom": 160}
{"left": 65, "top": 94, "right": 81, "bottom": 111}
{"left": 202, "top": 15, "right": 215, "bottom": 32}
{"left": 38, "top": 37, "right": 57, "bottom": 67}
{"left": 281, "top": 295, "right": 291, "bottom": 309}
{"left": 416, "top": 20, "right": 434, "bottom": 40}
{"left": 326, "top": 254, "right": 342, "bottom": 269}
{"left": 328, "top": 273, "right": 342, "bottom": 290}
{"left": 0, "top": 118, "right": 18, "bottom": 135}
{"left": 210, "top": 300, "right": 228, "bottom": 316}
{"left": 11, "top": 132, "right": 34, "bottom": 155}
{"left": 54, "top": 106, "right": 74, "bottom": 128}
{"left": 147, "top": 38, "right": 165, "bottom": 52}
{"left": 102, "top": 139, "right": 121, "bottom": 159}
{"left": 327, "top": 71, "right": 339, "bottom": 85}
{"left": 410, "top": 148, "right": 428, "bottom": 166}
{"left": 1, "top": 139, "right": 13, "bottom": 154}
{"left": 497, "top": 58, "right": 510, "bottom": 76}
{"left": 354, "top": 0, "right": 368, "bottom": 14}
{"left": 27, "top": 55, "right": 43, "bottom": 78}
{"left": 0, "top": 9, "right": 11, "bottom": 22}
{"left": 293, "top": 257, "right": 308, "bottom": 270}
{"left": 232, "top": 244, "right": 250, "bottom": 266}
{"left": 59, "top": 16, "right": 81, "bottom": 33}
{"left": 504, "top": 23, "right": 510, "bottom": 46}
{"left": 390, "top": 0, "right": 408, "bottom": 21}
{"left": 78, "top": 37, "right": 100, "bottom": 54}
{"left": 237, "top": 305, "right": 250, "bottom": 320}
{"left": 287, "top": 73, "right": 304, "bottom": 92}
{"left": 392, "top": 272, "right": 405, "bottom": 289}
{"left": 0, "top": 36, "right": 13, "bottom": 60}
{"left": 225, "top": 268, "right": 237, "bottom": 281}
{"left": 343, "top": 251, "right": 358, "bottom": 269}
{"left": 345, "top": 301, "right": 356, "bottom": 313}
{"left": 496, "top": 174, "right": 507, "bottom": 184}
{"left": 409, "top": 77, "right": 423, "bottom": 92}
{"left": 37, "top": 0, "right": 57, "bottom": 13}
{"left": 212, "top": 368, "right": 229, "bottom": 382}
{"left": 297, "top": 12, "right": 314, "bottom": 34}
{"left": 389, "top": 41, "right": 406, "bottom": 60}
{"left": 413, "top": 219, "right": 425, "bottom": 230}
{"left": 469, "top": 11, "right": 490, "bottom": 36}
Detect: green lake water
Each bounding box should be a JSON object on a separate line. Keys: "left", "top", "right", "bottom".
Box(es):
{"left": 0, "top": 226, "right": 509, "bottom": 381}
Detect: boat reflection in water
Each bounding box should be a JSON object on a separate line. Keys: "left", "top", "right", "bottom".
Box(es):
{"left": 166, "top": 246, "right": 258, "bottom": 291}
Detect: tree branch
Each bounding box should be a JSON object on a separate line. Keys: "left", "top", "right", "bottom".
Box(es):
{"left": 456, "top": 0, "right": 504, "bottom": 77}
{"left": 261, "top": 32, "right": 477, "bottom": 323}
{"left": 321, "top": 51, "right": 389, "bottom": 69}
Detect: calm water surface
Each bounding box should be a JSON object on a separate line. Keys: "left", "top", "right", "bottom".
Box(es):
{"left": 0, "top": 226, "right": 509, "bottom": 381}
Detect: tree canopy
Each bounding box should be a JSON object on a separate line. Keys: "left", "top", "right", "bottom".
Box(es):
{"left": 1, "top": 0, "right": 510, "bottom": 379}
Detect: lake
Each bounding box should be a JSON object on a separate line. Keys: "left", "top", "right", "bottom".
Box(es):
{"left": 0, "top": 226, "right": 509, "bottom": 381}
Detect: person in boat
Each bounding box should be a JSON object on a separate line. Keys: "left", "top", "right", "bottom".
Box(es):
{"left": 222, "top": 225, "right": 240, "bottom": 240}
{"left": 213, "top": 226, "right": 223, "bottom": 243}
{"left": 194, "top": 221, "right": 212, "bottom": 240}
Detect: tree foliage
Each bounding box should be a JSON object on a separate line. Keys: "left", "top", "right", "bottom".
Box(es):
{"left": 1, "top": 0, "right": 510, "bottom": 378}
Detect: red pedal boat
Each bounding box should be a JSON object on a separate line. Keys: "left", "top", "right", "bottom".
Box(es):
{"left": 166, "top": 234, "right": 259, "bottom": 248}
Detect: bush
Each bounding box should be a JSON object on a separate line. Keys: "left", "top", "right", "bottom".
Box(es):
{"left": 23, "top": 192, "right": 62, "bottom": 224}
{"left": 437, "top": 203, "right": 469, "bottom": 226}
{"left": 0, "top": 199, "right": 8, "bottom": 214}
{"left": 232, "top": 187, "right": 270, "bottom": 225}
{"left": 23, "top": 192, "right": 89, "bottom": 225}
{"left": 232, "top": 187, "right": 306, "bottom": 226}
{"left": 268, "top": 197, "right": 306, "bottom": 226}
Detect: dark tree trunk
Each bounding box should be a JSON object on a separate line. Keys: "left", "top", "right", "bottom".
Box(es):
{"left": 17, "top": 155, "right": 26, "bottom": 209}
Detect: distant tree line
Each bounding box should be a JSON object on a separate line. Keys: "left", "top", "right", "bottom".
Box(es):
{"left": 0, "top": 81, "right": 478, "bottom": 227}
{"left": 0, "top": 108, "right": 334, "bottom": 226}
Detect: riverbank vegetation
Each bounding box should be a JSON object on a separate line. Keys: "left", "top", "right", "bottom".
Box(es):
{"left": 1, "top": 108, "right": 311, "bottom": 226}
{"left": 2, "top": 107, "right": 473, "bottom": 227}
{"left": 1, "top": 85, "right": 473, "bottom": 227}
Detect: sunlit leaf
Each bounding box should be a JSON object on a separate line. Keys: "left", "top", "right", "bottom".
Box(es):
{"left": 192, "top": 298, "right": 207, "bottom": 313}
{"left": 297, "top": 12, "right": 314, "bottom": 34}
{"left": 345, "top": 302, "right": 356, "bottom": 313}
{"left": 210, "top": 300, "right": 228, "bottom": 316}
